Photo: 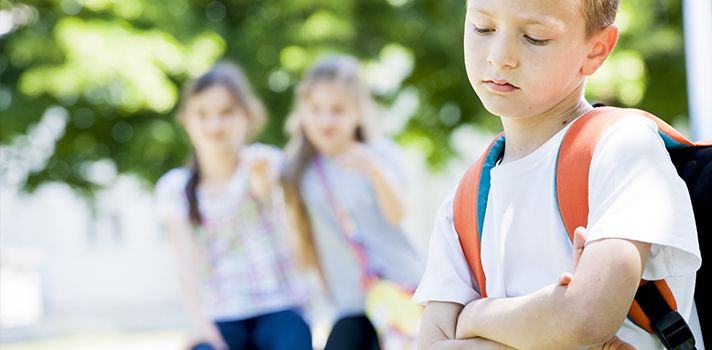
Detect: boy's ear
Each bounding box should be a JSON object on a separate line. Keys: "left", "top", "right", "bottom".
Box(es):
{"left": 581, "top": 24, "right": 619, "bottom": 76}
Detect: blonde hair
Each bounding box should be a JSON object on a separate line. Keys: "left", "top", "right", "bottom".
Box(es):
{"left": 282, "top": 54, "right": 378, "bottom": 271}
{"left": 178, "top": 62, "right": 267, "bottom": 225}
{"left": 581, "top": 0, "right": 621, "bottom": 38}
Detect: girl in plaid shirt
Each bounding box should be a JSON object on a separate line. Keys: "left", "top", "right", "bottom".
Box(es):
{"left": 155, "top": 63, "right": 311, "bottom": 350}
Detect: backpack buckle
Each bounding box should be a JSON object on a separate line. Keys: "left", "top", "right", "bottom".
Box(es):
{"left": 653, "top": 310, "right": 696, "bottom": 350}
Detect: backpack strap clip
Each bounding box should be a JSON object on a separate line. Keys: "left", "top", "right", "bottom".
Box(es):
{"left": 635, "top": 281, "right": 696, "bottom": 350}
{"left": 655, "top": 311, "right": 695, "bottom": 350}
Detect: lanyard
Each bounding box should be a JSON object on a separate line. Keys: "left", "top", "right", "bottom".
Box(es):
{"left": 312, "top": 155, "right": 378, "bottom": 289}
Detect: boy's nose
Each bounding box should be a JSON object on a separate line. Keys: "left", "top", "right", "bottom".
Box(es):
{"left": 487, "top": 36, "right": 518, "bottom": 69}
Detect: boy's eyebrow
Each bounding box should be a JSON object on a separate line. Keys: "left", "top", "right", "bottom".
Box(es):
{"left": 467, "top": 6, "right": 566, "bottom": 31}
{"left": 468, "top": 6, "right": 495, "bottom": 18}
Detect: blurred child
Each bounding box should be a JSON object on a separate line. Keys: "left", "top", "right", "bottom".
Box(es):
{"left": 154, "top": 63, "right": 312, "bottom": 350}
{"left": 414, "top": 0, "right": 702, "bottom": 349}
{"left": 282, "top": 54, "right": 425, "bottom": 350}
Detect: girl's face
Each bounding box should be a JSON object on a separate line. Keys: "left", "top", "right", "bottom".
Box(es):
{"left": 300, "top": 81, "right": 361, "bottom": 155}
{"left": 183, "top": 85, "right": 249, "bottom": 155}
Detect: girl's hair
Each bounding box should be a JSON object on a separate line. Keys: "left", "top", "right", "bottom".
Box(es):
{"left": 282, "top": 54, "right": 378, "bottom": 270}
{"left": 179, "top": 62, "right": 267, "bottom": 225}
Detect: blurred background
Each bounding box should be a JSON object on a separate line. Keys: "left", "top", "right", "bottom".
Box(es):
{"left": 1, "top": 0, "right": 710, "bottom": 348}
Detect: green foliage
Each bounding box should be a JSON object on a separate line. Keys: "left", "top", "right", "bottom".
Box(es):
{"left": 0, "top": 0, "right": 689, "bottom": 194}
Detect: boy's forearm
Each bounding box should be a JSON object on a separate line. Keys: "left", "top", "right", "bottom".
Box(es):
{"left": 457, "top": 284, "right": 591, "bottom": 350}
{"left": 429, "top": 338, "right": 518, "bottom": 350}
{"left": 418, "top": 301, "right": 517, "bottom": 350}
{"left": 456, "top": 238, "right": 650, "bottom": 350}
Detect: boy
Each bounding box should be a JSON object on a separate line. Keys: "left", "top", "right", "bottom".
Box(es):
{"left": 413, "top": 0, "right": 703, "bottom": 349}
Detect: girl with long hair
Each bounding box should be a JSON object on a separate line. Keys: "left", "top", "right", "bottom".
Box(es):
{"left": 154, "top": 62, "right": 311, "bottom": 350}
{"left": 283, "top": 55, "right": 424, "bottom": 350}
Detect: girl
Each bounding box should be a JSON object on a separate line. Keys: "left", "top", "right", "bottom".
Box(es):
{"left": 154, "top": 63, "right": 312, "bottom": 350}
{"left": 283, "top": 55, "right": 425, "bottom": 350}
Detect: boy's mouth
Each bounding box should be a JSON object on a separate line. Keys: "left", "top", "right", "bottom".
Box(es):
{"left": 484, "top": 79, "right": 519, "bottom": 93}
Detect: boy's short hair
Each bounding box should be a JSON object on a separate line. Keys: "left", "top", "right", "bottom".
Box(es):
{"left": 581, "top": 0, "right": 621, "bottom": 38}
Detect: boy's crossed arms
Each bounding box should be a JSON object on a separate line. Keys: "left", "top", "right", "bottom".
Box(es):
{"left": 419, "top": 227, "right": 644, "bottom": 350}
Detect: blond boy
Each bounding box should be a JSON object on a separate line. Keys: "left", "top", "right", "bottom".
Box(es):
{"left": 413, "top": 0, "right": 703, "bottom": 349}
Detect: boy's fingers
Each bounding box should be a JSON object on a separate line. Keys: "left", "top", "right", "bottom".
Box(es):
{"left": 587, "top": 335, "right": 637, "bottom": 350}
{"left": 572, "top": 226, "right": 587, "bottom": 271}
{"left": 563, "top": 227, "right": 587, "bottom": 286}
{"left": 558, "top": 272, "right": 573, "bottom": 286}
{"left": 573, "top": 226, "right": 587, "bottom": 250}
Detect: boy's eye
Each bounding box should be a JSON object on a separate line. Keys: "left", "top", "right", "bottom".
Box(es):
{"left": 524, "top": 35, "right": 549, "bottom": 46}
{"left": 473, "top": 25, "right": 493, "bottom": 35}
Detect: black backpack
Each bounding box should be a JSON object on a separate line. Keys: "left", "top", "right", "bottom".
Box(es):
{"left": 670, "top": 143, "right": 712, "bottom": 342}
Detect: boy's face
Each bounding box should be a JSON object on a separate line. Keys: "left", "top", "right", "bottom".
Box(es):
{"left": 465, "top": 0, "right": 592, "bottom": 119}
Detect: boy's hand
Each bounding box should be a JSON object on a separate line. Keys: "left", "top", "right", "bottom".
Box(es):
{"left": 455, "top": 299, "right": 478, "bottom": 339}
{"left": 558, "top": 227, "right": 637, "bottom": 350}
{"left": 557, "top": 226, "right": 587, "bottom": 286}
{"left": 456, "top": 227, "right": 591, "bottom": 340}
{"left": 586, "top": 335, "right": 637, "bottom": 350}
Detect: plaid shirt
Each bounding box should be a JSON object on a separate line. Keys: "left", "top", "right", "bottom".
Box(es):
{"left": 155, "top": 145, "right": 308, "bottom": 321}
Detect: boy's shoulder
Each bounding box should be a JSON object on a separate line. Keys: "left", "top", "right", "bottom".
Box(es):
{"left": 559, "top": 107, "right": 676, "bottom": 173}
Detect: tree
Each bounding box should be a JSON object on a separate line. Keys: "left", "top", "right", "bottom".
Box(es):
{"left": 0, "top": 0, "right": 689, "bottom": 194}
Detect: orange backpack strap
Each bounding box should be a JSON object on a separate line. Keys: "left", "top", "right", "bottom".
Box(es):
{"left": 556, "top": 106, "right": 685, "bottom": 335}
{"left": 453, "top": 132, "right": 505, "bottom": 298}
{"left": 454, "top": 106, "right": 696, "bottom": 348}
{"left": 556, "top": 106, "right": 693, "bottom": 239}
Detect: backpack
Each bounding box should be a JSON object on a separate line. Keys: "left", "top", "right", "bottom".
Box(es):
{"left": 453, "top": 106, "right": 711, "bottom": 350}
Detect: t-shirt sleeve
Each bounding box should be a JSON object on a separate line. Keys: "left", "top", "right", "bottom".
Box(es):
{"left": 412, "top": 186, "right": 482, "bottom": 305}
{"left": 586, "top": 115, "right": 701, "bottom": 280}
{"left": 153, "top": 168, "right": 191, "bottom": 221}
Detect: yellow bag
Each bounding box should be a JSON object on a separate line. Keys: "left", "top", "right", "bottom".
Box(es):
{"left": 315, "top": 156, "right": 424, "bottom": 349}
{"left": 365, "top": 280, "right": 424, "bottom": 350}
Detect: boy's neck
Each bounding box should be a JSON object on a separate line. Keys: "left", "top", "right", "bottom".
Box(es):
{"left": 500, "top": 99, "right": 592, "bottom": 164}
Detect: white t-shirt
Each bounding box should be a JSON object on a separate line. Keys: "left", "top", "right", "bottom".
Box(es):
{"left": 413, "top": 116, "right": 703, "bottom": 349}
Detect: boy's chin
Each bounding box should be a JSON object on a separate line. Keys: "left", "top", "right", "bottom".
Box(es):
{"left": 479, "top": 100, "right": 527, "bottom": 119}
{"left": 480, "top": 96, "right": 560, "bottom": 120}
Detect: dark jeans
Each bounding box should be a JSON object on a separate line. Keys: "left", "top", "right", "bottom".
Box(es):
{"left": 323, "top": 315, "right": 380, "bottom": 350}
{"left": 192, "top": 309, "right": 312, "bottom": 350}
